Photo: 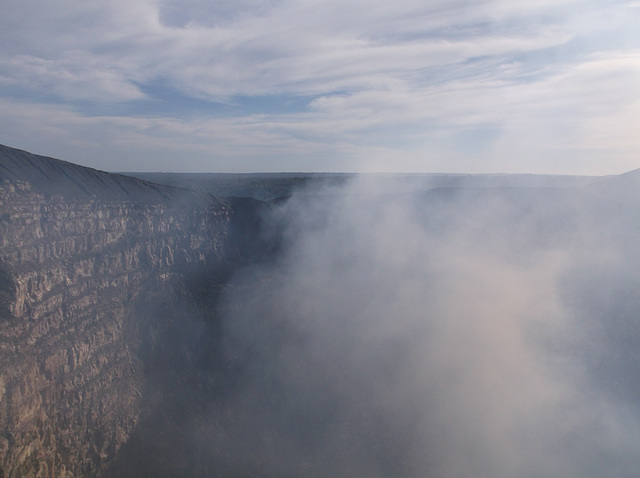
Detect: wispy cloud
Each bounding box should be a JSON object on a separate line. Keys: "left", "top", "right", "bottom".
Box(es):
{"left": 0, "top": 0, "right": 638, "bottom": 172}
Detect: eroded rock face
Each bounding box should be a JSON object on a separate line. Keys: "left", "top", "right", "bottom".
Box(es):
{"left": 0, "top": 148, "right": 234, "bottom": 477}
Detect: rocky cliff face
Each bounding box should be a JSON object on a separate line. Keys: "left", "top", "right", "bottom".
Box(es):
{"left": 0, "top": 146, "right": 237, "bottom": 477}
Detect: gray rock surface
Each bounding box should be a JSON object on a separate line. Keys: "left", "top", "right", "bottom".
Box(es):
{"left": 0, "top": 145, "right": 233, "bottom": 477}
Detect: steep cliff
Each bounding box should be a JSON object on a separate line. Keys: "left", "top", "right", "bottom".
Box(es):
{"left": 0, "top": 146, "right": 235, "bottom": 477}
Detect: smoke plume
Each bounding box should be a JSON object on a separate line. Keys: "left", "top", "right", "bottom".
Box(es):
{"left": 204, "top": 175, "right": 640, "bottom": 477}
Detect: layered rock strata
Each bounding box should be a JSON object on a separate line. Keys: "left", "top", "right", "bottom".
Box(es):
{"left": 0, "top": 146, "right": 232, "bottom": 477}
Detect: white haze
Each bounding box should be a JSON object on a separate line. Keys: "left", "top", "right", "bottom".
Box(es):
{"left": 205, "top": 176, "right": 640, "bottom": 477}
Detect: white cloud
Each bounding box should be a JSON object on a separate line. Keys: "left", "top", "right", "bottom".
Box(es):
{"left": 0, "top": 0, "right": 586, "bottom": 99}
{"left": 0, "top": 0, "right": 638, "bottom": 172}
{"left": 0, "top": 54, "right": 146, "bottom": 102}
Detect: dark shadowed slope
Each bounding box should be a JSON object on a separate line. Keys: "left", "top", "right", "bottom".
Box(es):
{"left": 587, "top": 167, "right": 640, "bottom": 191}
{"left": 0, "top": 144, "right": 225, "bottom": 205}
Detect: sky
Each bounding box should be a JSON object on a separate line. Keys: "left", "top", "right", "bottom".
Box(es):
{"left": 0, "top": 0, "right": 639, "bottom": 173}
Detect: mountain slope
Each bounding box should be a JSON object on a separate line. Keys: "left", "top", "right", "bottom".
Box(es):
{"left": 0, "top": 144, "right": 233, "bottom": 477}
{"left": 0, "top": 144, "right": 223, "bottom": 205}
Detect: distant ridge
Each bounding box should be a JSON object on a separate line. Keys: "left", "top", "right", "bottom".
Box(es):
{"left": 587, "top": 167, "right": 640, "bottom": 190}
{"left": 0, "top": 144, "right": 224, "bottom": 205}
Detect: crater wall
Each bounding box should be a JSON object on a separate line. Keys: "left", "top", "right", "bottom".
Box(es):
{"left": 0, "top": 147, "right": 234, "bottom": 477}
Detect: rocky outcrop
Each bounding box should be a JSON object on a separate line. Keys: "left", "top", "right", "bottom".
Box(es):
{"left": 0, "top": 146, "right": 234, "bottom": 477}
